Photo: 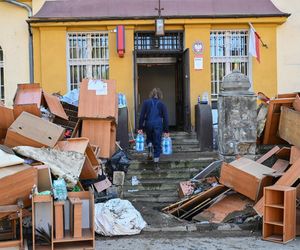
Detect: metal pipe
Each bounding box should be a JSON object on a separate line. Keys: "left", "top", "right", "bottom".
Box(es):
{"left": 5, "top": 0, "right": 34, "bottom": 83}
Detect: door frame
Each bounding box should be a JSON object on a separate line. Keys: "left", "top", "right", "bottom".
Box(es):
{"left": 133, "top": 50, "right": 191, "bottom": 131}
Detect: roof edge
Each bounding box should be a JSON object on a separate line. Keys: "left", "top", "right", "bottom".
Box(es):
{"left": 27, "top": 13, "right": 291, "bottom": 24}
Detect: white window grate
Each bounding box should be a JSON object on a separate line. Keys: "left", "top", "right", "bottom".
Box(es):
{"left": 0, "top": 46, "right": 4, "bottom": 103}
{"left": 67, "top": 32, "right": 109, "bottom": 90}
{"left": 210, "top": 30, "right": 249, "bottom": 101}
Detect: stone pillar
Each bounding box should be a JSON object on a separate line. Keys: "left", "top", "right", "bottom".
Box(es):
{"left": 218, "top": 69, "right": 257, "bottom": 161}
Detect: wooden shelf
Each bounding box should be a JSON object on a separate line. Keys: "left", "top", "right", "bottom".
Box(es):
{"left": 263, "top": 186, "right": 296, "bottom": 243}
{"left": 264, "top": 234, "right": 283, "bottom": 242}
{"left": 265, "top": 204, "right": 284, "bottom": 209}
{"left": 53, "top": 241, "right": 94, "bottom": 250}
{"left": 53, "top": 229, "right": 93, "bottom": 243}
{"left": 265, "top": 220, "right": 284, "bottom": 226}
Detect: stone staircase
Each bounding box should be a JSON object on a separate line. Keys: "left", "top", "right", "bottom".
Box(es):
{"left": 123, "top": 132, "right": 219, "bottom": 204}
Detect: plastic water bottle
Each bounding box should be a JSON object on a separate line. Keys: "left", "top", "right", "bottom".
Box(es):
{"left": 135, "top": 134, "right": 144, "bottom": 152}
{"left": 162, "top": 137, "right": 172, "bottom": 155}
{"left": 122, "top": 94, "right": 127, "bottom": 107}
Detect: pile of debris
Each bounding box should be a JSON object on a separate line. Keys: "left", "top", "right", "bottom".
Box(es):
{"left": 0, "top": 80, "right": 144, "bottom": 249}
{"left": 163, "top": 93, "right": 300, "bottom": 244}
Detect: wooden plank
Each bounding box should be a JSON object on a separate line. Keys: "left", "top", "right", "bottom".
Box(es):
{"left": 4, "top": 112, "right": 65, "bottom": 148}
{"left": 0, "top": 105, "right": 14, "bottom": 129}
{"left": 33, "top": 165, "right": 52, "bottom": 193}
{"left": 263, "top": 98, "right": 294, "bottom": 145}
{"left": 220, "top": 158, "right": 275, "bottom": 201}
{"left": 69, "top": 198, "right": 83, "bottom": 238}
{"left": 192, "top": 192, "right": 251, "bottom": 222}
{"left": 277, "top": 93, "right": 299, "bottom": 98}
{"left": 290, "top": 146, "right": 300, "bottom": 165}
{"left": 54, "top": 201, "right": 65, "bottom": 240}
{"left": 256, "top": 146, "right": 280, "bottom": 164}
{"left": 0, "top": 165, "right": 37, "bottom": 208}
{"left": 13, "top": 103, "right": 41, "bottom": 119}
{"left": 81, "top": 119, "right": 116, "bottom": 158}
{"left": 78, "top": 79, "right": 117, "bottom": 119}
{"left": 271, "top": 159, "right": 289, "bottom": 173}
{"left": 43, "top": 92, "right": 68, "bottom": 120}
{"left": 293, "top": 94, "right": 300, "bottom": 112}
{"left": 275, "top": 147, "right": 291, "bottom": 161}
{"left": 170, "top": 185, "right": 228, "bottom": 217}
{"left": 254, "top": 157, "right": 300, "bottom": 216}
{"left": 14, "top": 83, "right": 43, "bottom": 107}
{"left": 278, "top": 106, "right": 300, "bottom": 148}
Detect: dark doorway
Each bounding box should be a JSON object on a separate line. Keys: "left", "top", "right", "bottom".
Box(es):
{"left": 134, "top": 53, "right": 189, "bottom": 131}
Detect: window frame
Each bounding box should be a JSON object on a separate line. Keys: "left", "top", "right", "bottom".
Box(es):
{"left": 0, "top": 46, "right": 4, "bottom": 103}
{"left": 66, "top": 32, "right": 109, "bottom": 91}
{"left": 210, "top": 30, "right": 251, "bottom": 101}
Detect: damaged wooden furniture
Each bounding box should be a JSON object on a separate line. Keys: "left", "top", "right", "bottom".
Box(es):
{"left": 219, "top": 158, "right": 275, "bottom": 202}
{"left": 4, "top": 112, "right": 65, "bottom": 148}
{"left": 279, "top": 106, "right": 300, "bottom": 149}
{"left": 0, "top": 164, "right": 37, "bottom": 209}
{"left": 55, "top": 138, "right": 99, "bottom": 179}
{"left": 263, "top": 185, "right": 296, "bottom": 244}
{"left": 32, "top": 194, "right": 54, "bottom": 250}
{"left": 0, "top": 200, "right": 23, "bottom": 249}
{"left": 0, "top": 105, "right": 14, "bottom": 141}
{"left": 254, "top": 157, "right": 300, "bottom": 216}
{"left": 262, "top": 98, "right": 294, "bottom": 145}
{"left": 81, "top": 119, "right": 116, "bottom": 158}
{"left": 52, "top": 190, "right": 95, "bottom": 250}
{"left": 13, "top": 83, "right": 68, "bottom": 120}
{"left": 78, "top": 79, "right": 118, "bottom": 158}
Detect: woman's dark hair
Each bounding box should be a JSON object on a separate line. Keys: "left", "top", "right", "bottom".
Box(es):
{"left": 149, "top": 88, "right": 163, "bottom": 99}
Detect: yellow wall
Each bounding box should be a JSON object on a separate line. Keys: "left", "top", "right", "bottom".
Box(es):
{"left": 185, "top": 24, "right": 211, "bottom": 126}
{"left": 109, "top": 26, "right": 135, "bottom": 126}
{"left": 252, "top": 24, "right": 278, "bottom": 98}
{"left": 272, "top": 0, "right": 300, "bottom": 94}
{"left": 39, "top": 27, "right": 67, "bottom": 94}
{"left": 32, "top": 17, "right": 286, "bottom": 128}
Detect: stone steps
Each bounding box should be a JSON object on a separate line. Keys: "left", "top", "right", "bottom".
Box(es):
{"left": 123, "top": 132, "right": 218, "bottom": 203}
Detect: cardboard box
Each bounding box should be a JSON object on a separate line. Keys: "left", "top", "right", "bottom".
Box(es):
{"left": 4, "top": 112, "right": 65, "bottom": 148}
{"left": 78, "top": 79, "right": 118, "bottom": 120}
{"left": 220, "top": 158, "right": 275, "bottom": 201}
{"left": 81, "top": 119, "right": 116, "bottom": 158}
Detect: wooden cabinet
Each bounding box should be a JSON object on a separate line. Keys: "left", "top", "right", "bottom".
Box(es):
{"left": 32, "top": 191, "right": 95, "bottom": 250}
{"left": 263, "top": 185, "right": 296, "bottom": 243}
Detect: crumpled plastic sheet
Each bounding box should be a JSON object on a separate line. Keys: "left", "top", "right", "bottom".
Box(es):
{"left": 61, "top": 89, "right": 79, "bottom": 106}
{"left": 94, "top": 198, "right": 147, "bottom": 236}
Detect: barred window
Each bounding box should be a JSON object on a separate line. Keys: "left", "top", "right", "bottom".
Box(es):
{"left": 67, "top": 32, "right": 109, "bottom": 90}
{"left": 0, "top": 46, "right": 4, "bottom": 103}
{"left": 210, "top": 30, "right": 249, "bottom": 101}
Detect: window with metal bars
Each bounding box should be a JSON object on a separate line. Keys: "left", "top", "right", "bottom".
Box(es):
{"left": 210, "top": 30, "right": 249, "bottom": 101}
{"left": 0, "top": 46, "right": 4, "bottom": 103}
{"left": 67, "top": 32, "right": 109, "bottom": 90}
{"left": 134, "top": 32, "right": 183, "bottom": 51}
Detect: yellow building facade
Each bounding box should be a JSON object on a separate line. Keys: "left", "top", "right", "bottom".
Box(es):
{"left": 30, "top": 18, "right": 286, "bottom": 129}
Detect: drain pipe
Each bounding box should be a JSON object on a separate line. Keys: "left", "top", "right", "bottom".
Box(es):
{"left": 5, "top": 0, "right": 34, "bottom": 83}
